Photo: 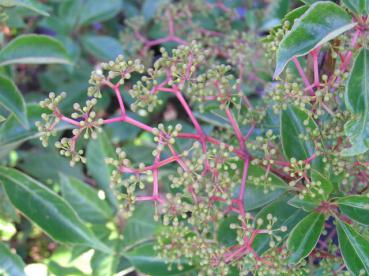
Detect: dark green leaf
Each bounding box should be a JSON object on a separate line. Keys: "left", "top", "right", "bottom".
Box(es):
{"left": 0, "top": 75, "right": 28, "bottom": 128}
{"left": 19, "top": 150, "right": 84, "bottom": 184}
{"left": 81, "top": 35, "right": 124, "bottom": 61}
{"left": 0, "top": 242, "right": 25, "bottom": 276}
{"left": 342, "top": 0, "right": 369, "bottom": 15}
{"left": 86, "top": 131, "right": 117, "bottom": 209}
{"left": 0, "top": 0, "right": 49, "bottom": 16}
{"left": 338, "top": 195, "right": 369, "bottom": 225}
{"left": 125, "top": 242, "right": 193, "bottom": 275}
{"left": 288, "top": 170, "right": 333, "bottom": 211}
{"left": 283, "top": 5, "right": 309, "bottom": 25}
{"left": 242, "top": 165, "right": 289, "bottom": 211}
{"left": 287, "top": 212, "right": 325, "bottom": 264}
{"left": 0, "top": 35, "right": 70, "bottom": 66}
{"left": 280, "top": 105, "right": 324, "bottom": 171}
{"left": 0, "top": 166, "right": 111, "bottom": 253}
{"left": 60, "top": 174, "right": 113, "bottom": 224}
{"left": 122, "top": 204, "right": 161, "bottom": 249}
{"left": 0, "top": 104, "right": 70, "bottom": 157}
{"left": 78, "top": 0, "right": 122, "bottom": 26}
{"left": 337, "top": 220, "right": 369, "bottom": 275}
{"left": 0, "top": 184, "right": 18, "bottom": 221}
{"left": 274, "top": 2, "right": 356, "bottom": 77}
{"left": 342, "top": 48, "right": 369, "bottom": 156}
{"left": 142, "top": 0, "right": 169, "bottom": 20}
{"left": 91, "top": 251, "right": 119, "bottom": 276}
{"left": 253, "top": 197, "right": 307, "bottom": 255}
{"left": 217, "top": 215, "right": 239, "bottom": 247}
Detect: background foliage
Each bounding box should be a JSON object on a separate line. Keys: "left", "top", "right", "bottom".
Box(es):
{"left": 0, "top": 0, "right": 368, "bottom": 275}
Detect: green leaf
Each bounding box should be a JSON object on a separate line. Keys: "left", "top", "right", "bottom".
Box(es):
{"left": 142, "top": 0, "right": 169, "bottom": 20}
{"left": 78, "top": 0, "right": 122, "bottom": 26}
{"left": 86, "top": 131, "right": 117, "bottom": 209}
{"left": 0, "top": 242, "right": 26, "bottom": 276}
{"left": 342, "top": 0, "right": 369, "bottom": 15}
{"left": 242, "top": 165, "right": 289, "bottom": 211}
{"left": 19, "top": 150, "right": 84, "bottom": 184}
{"left": 280, "top": 105, "right": 323, "bottom": 171}
{"left": 0, "top": 75, "right": 28, "bottom": 128}
{"left": 0, "top": 184, "right": 18, "bottom": 221}
{"left": 342, "top": 48, "right": 369, "bottom": 156}
{"left": 253, "top": 197, "right": 307, "bottom": 255}
{"left": 81, "top": 35, "right": 124, "bottom": 61}
{"left": 60, "top": 174, "right": 113, "bottom": 224}
{"left": 122, "top": 204, "right": 161, "bottom": 249}
{"left": 283, "top": 5, "right": 309, "bottom": 24}
{"left": 125, "top": 242, "right": 193, "bottom": 275}
{"left": 0, "top": 0, "right": 49, "bottom": 16}
{"left": 0, "top": 166, "right": 111, "bottom": 253}
{"left": 217, "top": 215, "right": 239, "bottom": 247}
{"left": 91, "top": 251, "right": 119, "bottom": 276}
{"left": 287, "top": 212, "right": 325, "bottom": 264}
{"left": 338, "top": 195, "right": 369, "bottom": 225}
{"left": 288, "top": 170, "right": 333, "bottom": 211}
{"left": 337, "top": 220, "right": 369, "bottom": 275}
{"left": 0, "top": 35, "right": 70, "bottom": 66}
{"left": 47, "top": 261, "right": 86, "bottom": 276}
{"left": 0, "top": 104, "right": 70, "bottom": 157}
{"left": 300, "top": 0, "right": 320, "bottom": 4}
{"left": 274, "top": 1, "right": 356, "bottom": 77}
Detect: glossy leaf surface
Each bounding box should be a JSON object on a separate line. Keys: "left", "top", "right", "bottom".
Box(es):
{"left": 0, "top": 75, "right": 28, "bottom": 128}
{"left": 338, "top": 195, "right": 369, "bottom": 225}
{"left": 0, "top": 242, "right": 26, "bottom": 276}
{"left": 0, "top": 35, "right": 70, "bottom": 66}
{"left": 275, "top": 2, "right": 355, "bottom": 76}
{"left": 60, "top": 174, "right": 113, "bottom": 224}
{"left": 0, "top": 167, "right": 110, "bottom": 253}
{"left": 337, "top": 220, "right": 369, "bottom": 275}
{"left": 342, "top": 48, "right": 369, "bottom": 156}
{"left": 287, "top": 212, "right": 324, "bottom": 264}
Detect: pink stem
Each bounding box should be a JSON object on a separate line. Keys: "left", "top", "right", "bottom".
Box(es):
{"left": 292, "top": 57, "right": 314, "bottom": 96}
{"left": 311, "top": 48, "right": 321, "bottom": 87}
{"left": 239, "top": 157, "right": 250, "bottom": 202}
{"left": 114, "top": 85, "right": 126, "bottom": 115}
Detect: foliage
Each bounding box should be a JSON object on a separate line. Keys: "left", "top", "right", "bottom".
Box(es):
{"left": 0, "top": 0, "right": 368, "bottom": 275}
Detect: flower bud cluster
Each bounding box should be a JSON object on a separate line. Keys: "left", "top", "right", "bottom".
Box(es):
{"left": 55, "top": 138, "right": 85, "bottom": 167}
{"left": 35, "top": 92, "right": 67, "bottom": 146}
{"left": 266, "top": 77, "right": 309, "bottom": 114}
{"left": 71, "top": 99, "right": 104, "bottom": 140}
{"left": 152, "top": 124, "right": 182, "bottom": 155}
{"left": 284, "top": 158, "right": 311, "bottom": 181}
{"left": 187, "top": 64, "right": 238, "bottom": 110}
{"left": 155, "top": 225, "right": 231, "bottom": 275}
{"left": 249, "top": 130, "right": 279, "bottom": 167}
{"left": 106, "top": 148, "right": 149, "bottom": 218}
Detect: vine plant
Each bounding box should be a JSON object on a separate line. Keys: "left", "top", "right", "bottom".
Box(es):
{"left": 0, "top": 0, "right": 368, "bottom": 275}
